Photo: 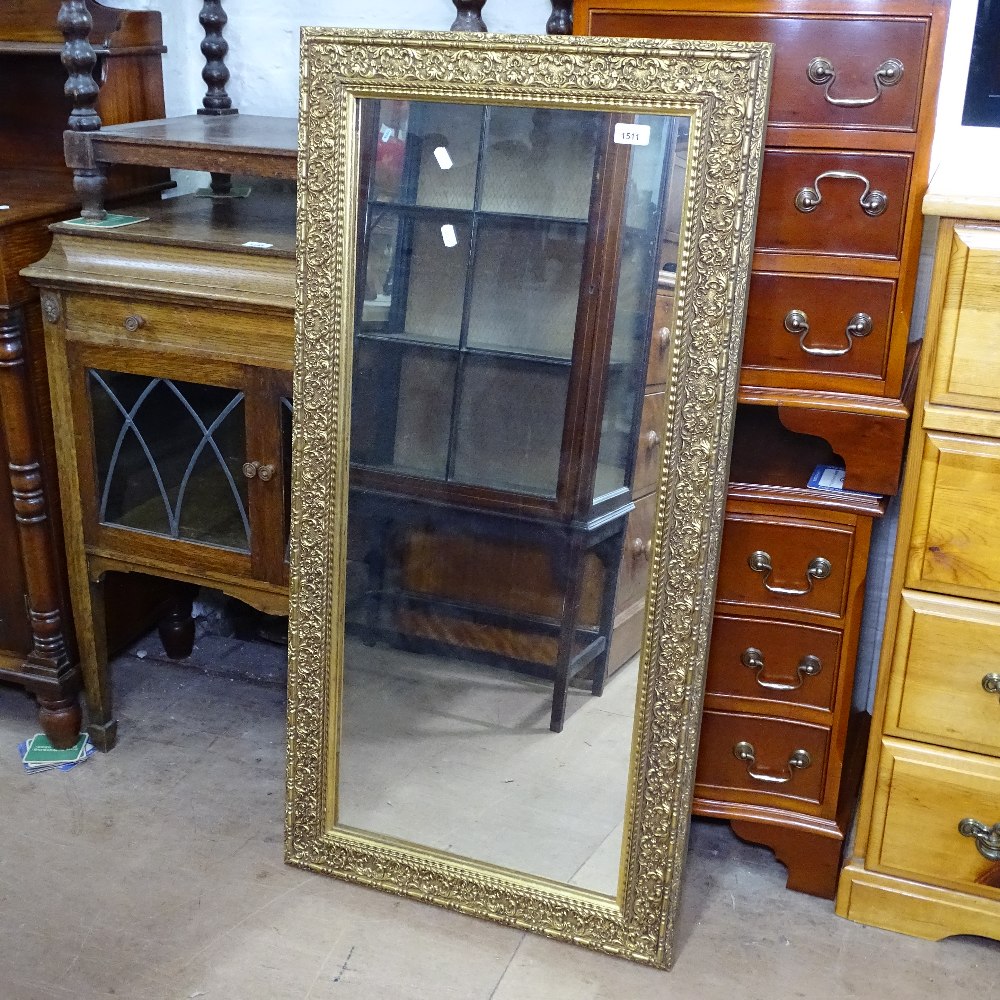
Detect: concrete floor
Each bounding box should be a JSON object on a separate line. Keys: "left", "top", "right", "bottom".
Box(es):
{"left": 1, "top": 627, "right": 997, "bottom": 999}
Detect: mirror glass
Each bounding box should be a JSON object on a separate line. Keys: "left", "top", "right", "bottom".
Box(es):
{"left": 338, "top": 98, "right": 689, "bottom": 894}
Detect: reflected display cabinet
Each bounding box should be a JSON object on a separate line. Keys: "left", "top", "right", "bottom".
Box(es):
{"left": 349, "top": 99, "right": 685, "bottom": 730}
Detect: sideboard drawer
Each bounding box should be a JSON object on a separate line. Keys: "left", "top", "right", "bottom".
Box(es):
{"left": 755, "top": 149, "right": 911, "bottom": 260}
{"left": 707, "top": 614, "right": 842, "bottom": 713}
{"left": 716, "top": 512, "right": 854, "bottom": 618}
{"left": 871, "top": 739, "right": 1000, "bottom": 902}
{"left": 631, "top": 391, "right": 665, "bottom": 497}
{"left": 742, "top": 271, "right": 895, "bottom": 390}
{"left": 908, "top": 431, "right": 1000, "bottom": 601}
{"left": 885, "top": 591, "right": 1000, "bottom": 757}
{"left": 583, "top": 10, "right": 927, "bottom": 133}
{"left": 614, "top": 491, "right": 657, "bottom": 613}
{"left": 697, "top": 710, "right": 830, "bottom": 806}
{"left": 64, "top": 293, "right": 292, "bottom": 368}
{"left": 645, "top": 287, "right": 673, "bottom": 388}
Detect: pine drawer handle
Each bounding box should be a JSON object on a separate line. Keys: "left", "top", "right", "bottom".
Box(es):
{"left": 983, "top": 673, "right": 1000, "bottom": 701}
{"left": 958, "top": 818, "right": 1000, "bottom": 862}
{"left": 748, "top": 550, "right": 832, "bottom": 595}
{"left": 741, "top": 647, "right": 822, "bottom": 691}
{"left": 795, "top": 170, "right": 888, "bottom": 217}
{"left": 806, "top": 56, "right": 904, "bottom": 108}
{"left": 784, "top": 309, "right": 872, "bottom": 356}
{"left": 733, "top": 741, "right": 812, "bottom": 784}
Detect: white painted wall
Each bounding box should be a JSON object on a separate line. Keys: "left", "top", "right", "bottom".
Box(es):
{"left": 112, "top": 1, "right": 992, "bottom": 157}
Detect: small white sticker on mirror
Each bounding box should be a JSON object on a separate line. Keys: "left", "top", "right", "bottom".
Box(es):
{"left": 242, "top": 241, "right": 274, "bottom": 249}
{"left": 0, "top": 205, "right": 10, "bottom": 211}
{"left": 613, "top": 123, "right": 651, "bottom": 146}
{"left": 433, "top": 146, "right": 453, "bottom": 170}
{"left": 441, "top": 224, "right": 458, "bottom": 248}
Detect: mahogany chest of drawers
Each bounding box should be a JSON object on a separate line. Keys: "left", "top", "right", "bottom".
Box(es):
{"left": 568, "top": 0, "right": 949, "bottom": 896}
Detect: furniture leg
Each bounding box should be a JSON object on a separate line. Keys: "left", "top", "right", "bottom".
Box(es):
{"left": 80, "top": 574, "right": 115, "bottom": 751}
{"left": 550, "top": 539, "right": 586, "bottom": 733}
{"left": 591, "top": 531, "right": 626, "bottom": 697}
{"left": 158, "top": 583, "right": 198, "bottom": 659}
{"left": 729, "top": 817, "right": 844, "bottom": 899}
{"left": 0, "top": 308, "right": 81, "bottom": 748}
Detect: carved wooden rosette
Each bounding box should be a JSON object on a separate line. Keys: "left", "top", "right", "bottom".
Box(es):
{"left": 546, "top": 0, "right": 574, "bottom": 35}
{"left": 58, "top": 0, "right": 107, "bottom": 221}
{"left": 0, "top": 310, "right": 80, "bottom": 748}
{"left": 451, "top": 0, "right": 488, "bottom": 32}
{"left": 198, "top": 0, "right": 238, "bottom": 115}
{"left": 288, "top": 30, "right": 771, "bottom": 969}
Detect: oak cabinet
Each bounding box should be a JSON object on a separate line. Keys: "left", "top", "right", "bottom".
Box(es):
{"left": 836, "top": 180, "right": 1000, "bottom": 942}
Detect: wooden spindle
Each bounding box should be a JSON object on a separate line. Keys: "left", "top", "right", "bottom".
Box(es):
{"left": 546, "top": 0, "right": 573, "bottom": 35}
{"left": 198, "top": 0, "right": 238, "bottom": 115}
{"left": 58, "top": 0, "right": 107, "bottom": 220}
{"left": 451, "top": 0, "right": 488, "bottom": 32}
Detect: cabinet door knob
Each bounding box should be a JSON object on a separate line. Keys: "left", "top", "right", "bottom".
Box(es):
{"left": 123, "top": 314, "right": 146, "bottom": 332}
{"left": 733, "top": 741, "right": 812, "bottom": 784}
{"left": 645, "top": 429, "right": 660, "bottom": 451}
{"left": 747, "top": 550, "right": 832, "bottom": 596}
{"left": 958, "top": 818, "right": 1000, "bottom": 862}
{"left": 741, "top": 647, "right": 822, "bottom": 691}
{"left": 242, "top": 462, "right": 260, "bottom": 479}
{"left": 784, "top": 309, "right": 873, "bottom": 356}
{"left": 806, "top": 56, "right": 904, "bottom": 108}
{"left": 982, "top": 673, "right": 1000, "bottom": 701}
{"left": 795, "top": 170, "right": 888, "bottom": 217}
{"left": 256, "top": 464, "right": 276, "bottom": 482}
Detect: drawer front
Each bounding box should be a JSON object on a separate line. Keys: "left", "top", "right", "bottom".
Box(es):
{"left": 64, "top": 294, "right": 292, "bottom": 369}
{"left": 632, "top": 391, "right": 665, "bottom": 497}
{"left": 584, "top": 11, "right": 927, "bottom": 132}
{"left": 908, "top": 432, "right": 1000, "bottom": 601}
{"left": 741, "top": 272, "right": 894, "bottom": 389}
{"left": 614, "top": 491, "right": 657, "bottom": 613}
{"left": 697, "top": 711, "right": 829, "bottom": 806}
{"left": 645, "top": 286, "right": 673, "bottom": 387}
{"left": 755, "top": 150, "right": 911, "bottom": 260}
{"left": 871, "top": 739, "right": 1000, "bottom": 902}
{"left": 931, "top": 224, "right": 1000, "bottom": 411}
{"left": 707, "top": 614, "right": 842, "bottom": 713}
{"left": 717, "top": 513, "right": 854, "bottom": 618}
{"left": 886, "top": 591, "right": 1000, "bottom": 757}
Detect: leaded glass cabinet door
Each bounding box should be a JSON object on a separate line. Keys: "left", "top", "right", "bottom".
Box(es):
{"left": 350, "top": 100, "right": 671, "bottom": 518}
{"left": 73, "top": 349, "right": 290, "bottom": 587}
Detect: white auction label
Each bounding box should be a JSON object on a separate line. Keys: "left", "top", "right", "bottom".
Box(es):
{"left": 242, "top": 241, "right": 274, "bottom": 249}
{"left": 613, "top": 123, "right": 651, "bottom": 146}
{"left": 440, "top": 224, "right": 458, "bottom": 248}
{"left": 433, "top": 145, "right": 454, "bottom": 170}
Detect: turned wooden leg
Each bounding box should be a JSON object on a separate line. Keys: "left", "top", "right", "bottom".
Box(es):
{"left": 0, "top": 307, "right": 82, "bottom": 748}
{"left": 36, "top": 694, "right": 83, "bottom": 748}
{"left": 730, "top": 817, "right": 845, "bottom": 899}
{"left": 158, "top": 584, "right": 197, "bottom": 659}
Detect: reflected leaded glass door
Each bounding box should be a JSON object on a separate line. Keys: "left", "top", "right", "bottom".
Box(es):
{"left": 351, "top": 101, "right": 605, "bottom": 503}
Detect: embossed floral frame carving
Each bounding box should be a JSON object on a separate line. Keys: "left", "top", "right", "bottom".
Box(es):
{"left": 287, "top": 29, "right": 771, "bottom": 969}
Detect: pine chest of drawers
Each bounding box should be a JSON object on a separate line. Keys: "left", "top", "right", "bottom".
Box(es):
{"left": 568, "top": 0, "right": 949, "bottom": 896}
{"left": 836, "top": 167, "right": 1000, "bottom": 941}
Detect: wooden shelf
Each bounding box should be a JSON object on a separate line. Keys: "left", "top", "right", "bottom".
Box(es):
{"left": 88, "top": 115, "right": 299, "bottom": 179}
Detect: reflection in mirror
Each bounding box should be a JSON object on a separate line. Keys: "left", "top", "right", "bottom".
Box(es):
{"left": 341, "top": 98, "right": 690, "bottom": 894}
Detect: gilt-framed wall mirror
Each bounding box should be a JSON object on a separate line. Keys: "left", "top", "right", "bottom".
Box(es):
{"left": 287, "top": 29, "right": 771, "bottom": 969}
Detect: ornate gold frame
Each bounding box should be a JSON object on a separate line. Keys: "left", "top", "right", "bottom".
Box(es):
{"left": 287, "top": 29, "right": 771, "bottom": 969}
